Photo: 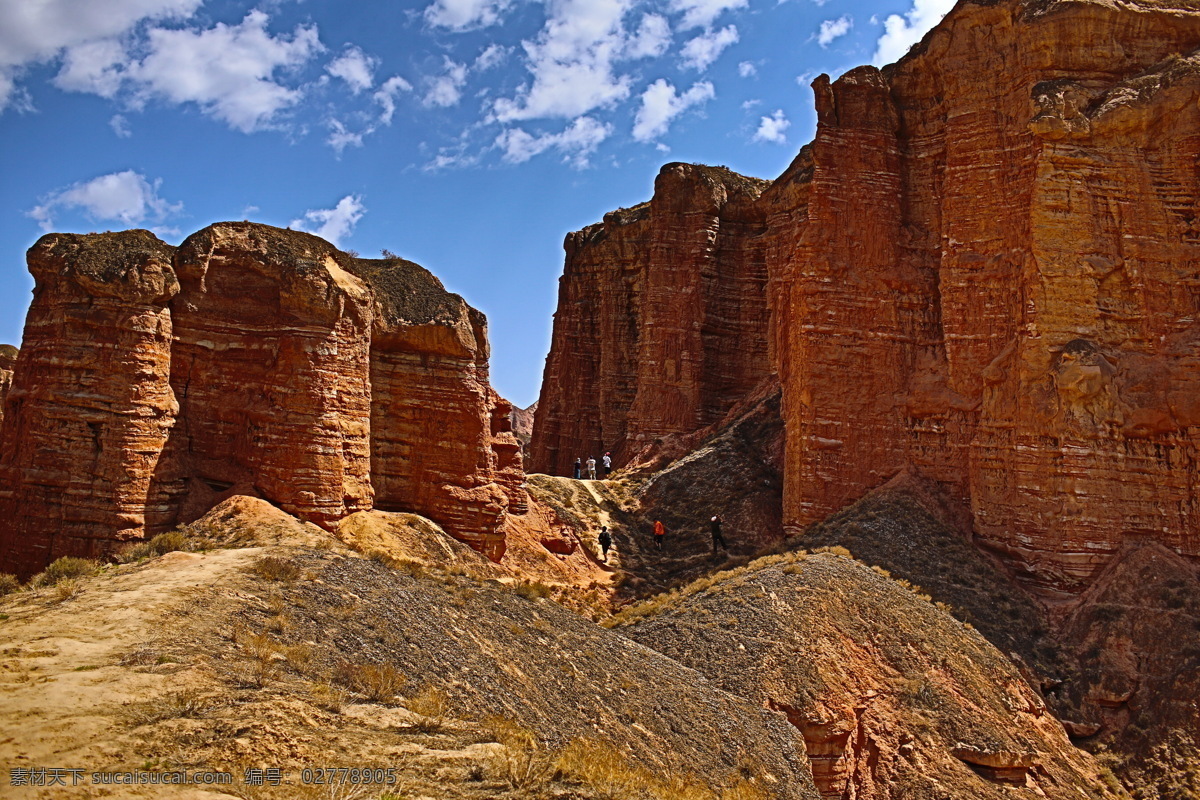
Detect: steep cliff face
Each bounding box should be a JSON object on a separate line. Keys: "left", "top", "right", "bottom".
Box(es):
{"left": 162, "top": 223, "right": 375, "bottom": 531}
{"left": 0, "top": 232, "right": 178, "bottom": 575}
{"left": 344, "top": 256, "right": 526, "bottom": 560}
{"left": 773, "top": 0, "right": 1200, "bottom": 594}
{"left": 530, "top": 164, "right": 771, "bottom": 477}
{"left": 535, "top": 0, "right": 1200, "bottom": 596}
{"left": 0, "top": 225, "right": 523, "bottom": 576}
{"left": 0, "top": 345, "right": 17, "bottom": 428}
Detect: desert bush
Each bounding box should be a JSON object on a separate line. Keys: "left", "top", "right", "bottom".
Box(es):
{"left": 39, "top": 556, "right": 100, "bottom": 586}
{"left": 118, "top": 530, "right": 190, "bottom": 562}
{"left": 332, "top": 661, "right": 407, "bottom": 704}
{"left": 122, "top": 688, "right": 216, "bottom": 726}
{"left": 405, "top": 684, "right": 450, "bottom": 732}
{"left": 486, "top": 715, "right": 552, "bottom": 790}
{"left": 308, "top": 681, "right": 349, "bottom": 713}
{"left": 251, "top": 556, "right": 301, "bottom": 583}
{"left": 514, "top": 581, "right": 553, "bottom": 600}
{"left": 555, "top": 738, "right": 647, "bottom": 799}
{"left": 0, "top": 573, "right": 19, "bottom": 597}
{"left": 53, "top": 578, "right": 84, "bottom": 602}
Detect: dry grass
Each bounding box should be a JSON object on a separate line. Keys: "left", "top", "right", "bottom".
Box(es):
{"left": 122, "top": 688, "right": 219, "bottom": 727}
{"left": 485, "top": 715, "right": 553, "bottom": 790}
{"left": 405, "top": 684, "right": 449, "bottom": 732}
{"left": 0, "top": 573, "right": 20, "bottom": 597}
{"left": 116, "top": 530, "right": 191, "bottom": 563}
{"left": 332, "top": 661, "right": 407, "bottom": 705}
{"left": 252, "top": 556, "right": 302, "bottom": 584}
{"left": 52, "top": 577, "right": 85, "bottom": 603}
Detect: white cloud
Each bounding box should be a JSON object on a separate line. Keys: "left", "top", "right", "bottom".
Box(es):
{"left": 753, "top": 108, "right": 789, "bottom": 143}
{"left": 627, "top": 14, "right": 671, "bottom": 59}
{"left": 873, "top": 0, "right": 954, "bottom": 65}
{"left": 632, "top": 78, "right": 713, "bottom": 142}
{"left": 327, "top": 46, "right": 376, "bottom": 94}
{"left": 0, "top": 0, "right": 203, "bottom": 111}
{"left": 52, "top": 38, "right": 128, "bottom": 97}
{"left": 327, "top": 118, "right": 365, "bottom": 154}
{"left": 424, "top": 0, "right": 510, "bottom": 31}
{"left": 290, "top": 194, "right": 365, "bottom": 247}
{"left": 669, "top": 0, "right": 747, "bottom": 31}
{"left": 474, "top": 44, "right": 510, "bottom": 71}
{"left": 423, "top": 58, "right": 468, "bottom": 107}
{"left": 490, "top": 0, "right": 635, "bottom": 122}
{"left": 374, "top": 75, "right": 412, "bottom": 124}
{"left": 495, "top": 115, "right": 611, "bottom": 167}
{"left": 129, "top": 11, "right": 323, "bottom": 133}
{"left": 738, "top": 60, "right": 756, "bottom": 77}
{"left": 680, "top": 25, "right": 738, "bottom": 71}
{"left": 29, "top": 170, "right": 182, "bottom": 231}
{"left": 817, "top": 15, "right": 852, "bottom": 47}
{"left": 110, "top": 113, "right": 132, "bottom": 137}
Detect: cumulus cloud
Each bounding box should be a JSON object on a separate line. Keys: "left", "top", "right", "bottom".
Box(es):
{"left": 495, "top": 115, "right": 611, "bottom": 167}
{"left": 873, "top": 0, "right": 954, "bottom": 65}
{"left": 424, "top": 0, "right": 510, "bottom": 31}
{"left": 627, "top": 14, "right": 671, "bottom": 58}
{"left": 327, "top": 46, "right": 376, "bottom": 94}
{"left": 290, "top": 194, "right": 365, "bottom": 247}
{"left": 738, "top": 60, "right": 757, "bottom": 77}
{"left": 474, "top": 44, "right": 510, "bottom": 71}
{"left": 52, "top": 38, "right": 129, "bottom": 97}
{"left": 817, "top": 15, "right": 852, "bottom": 47}
{"left": 490, "top": 0, "right": 636, "bottom": 122}
{"left": 680, "top": 25, "right": 738, "bottom": 71}
{"left": 110, "top": 113, "right": 132, "bottom": 137}
{"left": 29, "top": 170, "right": 182, "bottom": 231}
{"left": 669, "top": 0, "right": 747, "bottom": 31}
{"left": 374, "top": 75, "right": 412, "bottom": 124}
{"left": 0, "top": 0, "right": 202, "bottom": 111}
{"left": 423, "top": 57, "right": 468, "bottom": 108}
{"left": 753, "top": 108, "right": 789, "bottom": 143}
{"left": 128, "top": 11, "right": 323, "bottom": 133}
{"left": 632, "top": 79, "right": 713, "bottom": 141}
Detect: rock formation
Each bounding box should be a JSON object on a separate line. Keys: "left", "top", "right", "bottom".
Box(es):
{"left": 0, "top": 345, "right": 17, "bottom": 428}
{"left": 530, "top": 164, "right": 772, "bottom": 478}
{"left": 0, "top": 225, "right": 524, "bottom": 577}
{"left": 343, "top": 255, "right": 526, "bottom": 560}
{"left": 0, "top": 232, "right": 178, "bottom": 574}
{"left": 533, "top": 0, "right": 1200, "bottom": 596}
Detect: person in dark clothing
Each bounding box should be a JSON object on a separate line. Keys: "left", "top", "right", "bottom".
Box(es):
{"left": 653, "top": 519, "right": 665, "bottom": 550}
{"left": 710, "top": 514, "right": 728, "bottom": 554}
{"left": 573, "top": 458, "right": 582, "bottom": 479}
{"left": 598, "top": 526, "right": 612, "bottom": 562}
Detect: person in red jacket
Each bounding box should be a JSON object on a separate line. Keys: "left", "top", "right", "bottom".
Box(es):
{"left": 653, "top": 519, "right": 665, "bottom": 550}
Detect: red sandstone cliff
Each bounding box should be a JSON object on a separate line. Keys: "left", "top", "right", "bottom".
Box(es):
{"left": 530, "top": 164, "right": 771, "bottom": 477}
{"left": 533, "top": 0, "right": 1200, "bottom": 597}
{"left": 0, "top": 225, "right": 523, "bottom": 577}
{"left": 0, "top": 232, "right": 179, "bottom": 574}
{"left": 0, "top": 345, "right": 17, "bottom": 428}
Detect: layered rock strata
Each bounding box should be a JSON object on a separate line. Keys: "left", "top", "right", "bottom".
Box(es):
{"left": 0, "top": 226, "right": 522, "bottom": 577}
{"left": 530, "top": 164, "right": 771, "bottom": 477}
{"left": 534, "top": 0, "right": 1200, "bottom": 595}
{"left": 162, "top": 223, "right": 375, "bottom": 530}
{"left": 0, "top": 232, "right": 179, "bottom": 573}
{"left": 343, "top": 256, "right": 527, "bottom": 560}
{"left": 0, "top": 345, "right": 17, "bottom": 427}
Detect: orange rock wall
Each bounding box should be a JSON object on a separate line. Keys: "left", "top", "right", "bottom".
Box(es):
{"left": 531, "top": 164, "right": 771, "bottom": 476}
{"left": 0, "top": 345, "right": 17, "bottom": 429}
{"left": 0, "top": 226, "right": 522, "bottom": 577}
{"left": 0, "top": 232, "right": 179, "bottom": 574}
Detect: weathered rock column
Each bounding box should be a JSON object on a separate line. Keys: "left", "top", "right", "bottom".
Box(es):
{"left": 162, "top": 223, "right": 374, "bottom": 529}
{"left": 0, "top": 345, "right": 17, "bottom": 429}
{"left": 346, "top": 256, "right": 524, "bottom": 560}
{"left": 0, "top": 232, "right": 178, "bottom": 576}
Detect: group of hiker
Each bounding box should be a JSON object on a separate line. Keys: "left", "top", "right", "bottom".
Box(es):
{"left": 595, "top": 513, "right": 729, "bottom": 563}
{"left": 572, "top": 453, "right": 612, "bottom": 480}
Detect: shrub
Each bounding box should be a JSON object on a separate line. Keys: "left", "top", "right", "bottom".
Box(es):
{"left": 53, "top": 578, "right": 84, "bottom": 603}
{"left": 251, "top": 556, "right": 301, "bottom": 583}
{"left": 40, "top": 557, "right": 100, "bottom": 586}
{"left": 332, "top": 661, "right": 406, "bottom": 704}
{"left": 486, "top": 716, "right": 551, "bottom": 790}
{"left": 406, "top": 684, "right": 450, "bottom": 732}
{"left": 0, "top": 573, "right": 19, "bottom": 597}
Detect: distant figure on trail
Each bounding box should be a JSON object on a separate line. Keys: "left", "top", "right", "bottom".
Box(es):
{"left": 573, "top": 458, "right": 582, "bottom": 479}
{"left": 653, "top": 519, "right": 665, "bottom": 550}
{"left": 598, "top": 526, "right": 612, "bottom": 562}
{"left": 586, "top": 456, "right": 597, "bottom": 480}
{"left": 710, "top": 514, "right": 728, "bottom": 555}
{"left": 602, "top": 452, "right": 612, "bottom": 476}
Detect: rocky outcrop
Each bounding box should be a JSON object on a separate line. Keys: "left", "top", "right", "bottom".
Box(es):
{"left": 0, "top": 232, "right": 178, "bottom": 575}
{"left": 535, "top": 0, "right": 1200, "bottom": 596}
{"left": 161, "top": 223, "right": 375, "bottom": 530}
{"left": 344, "top": 256, "right": 527, "bottom": 560}
{"left": 0, "top": 345, "right": 17, "bottom": 428}
{"left": 0, "top": 226, "right": 523, "bottom": 577}
{"left": 620, "top": 552, "right": 1128, "bottom": 800}
{"left": 509, "top": 400, "right": 535, "bottom": 450}
{"left": 530, "top": 164, "right": 771, "bottom": 477}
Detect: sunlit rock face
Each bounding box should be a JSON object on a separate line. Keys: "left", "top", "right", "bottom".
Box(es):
{"left": 0, "top": 231, "right": 179, "bottom": 575}
{"left": 0, "top": 224, "right": 524, "bottom": 577}
{"left": 530, "top": 163, "right": 772, "bottom": 477}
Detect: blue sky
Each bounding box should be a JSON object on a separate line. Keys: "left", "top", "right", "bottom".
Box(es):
{"left": 0, "top": 0, "right": 953, "bottom": 408}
